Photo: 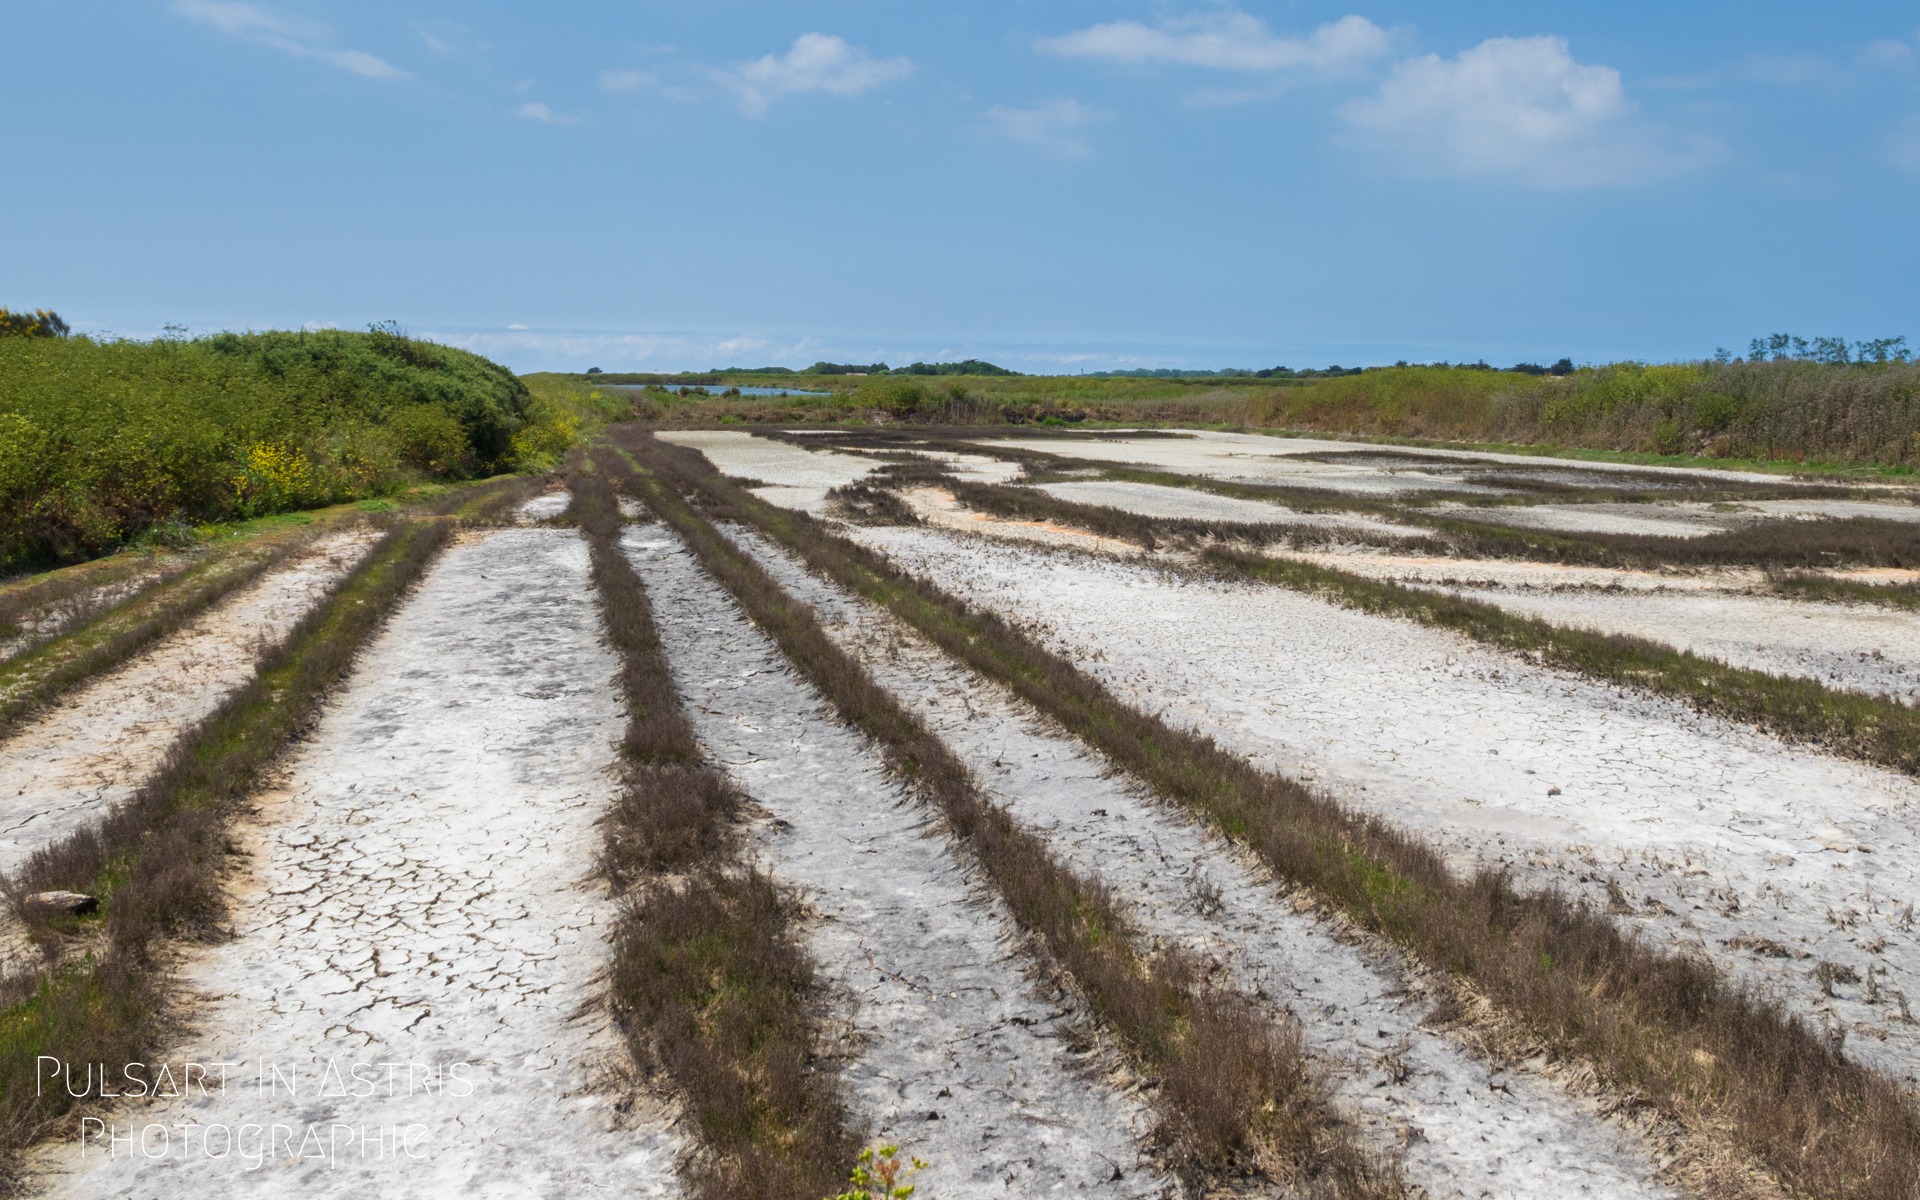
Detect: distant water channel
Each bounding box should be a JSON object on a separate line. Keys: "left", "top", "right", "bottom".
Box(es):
{"left": 608, "top": 383, "right": 831, "bottom": 398}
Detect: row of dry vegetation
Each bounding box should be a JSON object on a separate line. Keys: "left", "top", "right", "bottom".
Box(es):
{"left": 0, "top": 476, "right": 548, "bottom": 741}
{"left": 810, "top": 429, "right": 1920, "bottom": 573}
{"left": 0, "top": 514, "right": 455, "bottom": 1187}
{"left": 605, "top": 432, "right": 1403, "bottom": 1197}
{"left": 0, "top": 526, "right": 319, "bottom": 736}
{"left": 621, "top": 429, "right": 1920, "bottom": 1200}
{"left": 832, "top": 457, "right": 1920, "bottom": 776}
{"left": 566, "top": 452, "right": 863, "bottom": 1200}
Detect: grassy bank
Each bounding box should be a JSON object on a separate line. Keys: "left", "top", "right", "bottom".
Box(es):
{"left": 626, "top": 428, "right": 1920, "bottom": 1200}
{"left": 0, "top": 328, "right": 602, "bottom": 569}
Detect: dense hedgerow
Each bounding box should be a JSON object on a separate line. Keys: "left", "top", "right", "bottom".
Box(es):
{"left": 0, "top": 327, "right": 577, "bottom": 567}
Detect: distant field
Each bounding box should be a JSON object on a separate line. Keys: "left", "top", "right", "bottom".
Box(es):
{"left": 562, "top": 358, "right": 1920, "bottom": 476}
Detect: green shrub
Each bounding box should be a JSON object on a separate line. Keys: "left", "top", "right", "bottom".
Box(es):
{"left": 855, "top": 376, "right": 929, "bottom": 417}
{"left": 0, "top": 328, "right": 533, "bottom": 568}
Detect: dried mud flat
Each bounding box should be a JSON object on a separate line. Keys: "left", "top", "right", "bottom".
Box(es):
{"left": 656, "top": 429, "right": 882, "bottom": 514}
{"left": 729, "top": 522, "right": 1677, "bottom": 1200}
{"left": 27, "top": 528, "right": 680, "bottom": 1198}
{"left": 21, "top": 422, "right": 1920, "bottom": 1199}
{"left": 850, "top": 526, "right": 1920, "bottom": 1085}
{"left": 625, "top": 524, "right": 1165, "bottom": 1198}
{"left": 0, "top": 528, "right": 379, "bottom": 879}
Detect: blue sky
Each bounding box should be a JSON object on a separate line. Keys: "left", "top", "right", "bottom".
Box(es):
{"left": 5, "top": 2, "right": 1918, "bottom": 372}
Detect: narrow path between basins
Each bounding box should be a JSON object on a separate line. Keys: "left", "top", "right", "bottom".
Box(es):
{"left": 849, "top": 525, "right": 1920, "bottom": 1089}
{"left": 724, "top": 519, "right": 1682, "bottom": 1199}
{"left": 0, "top": 527, "right": 379, "bottom": 881}
{"left": 620, "top": 522, "right": 1165, "bottom": 1198}
{"left": 27, "top": 528, "right": 680, "bottom": 1198}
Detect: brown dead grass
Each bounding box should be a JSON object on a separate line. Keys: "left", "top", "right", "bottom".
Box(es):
{"left": 569, "top": 451, "right": 861, "bottom": 1200}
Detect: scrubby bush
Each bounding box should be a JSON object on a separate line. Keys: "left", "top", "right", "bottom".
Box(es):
{"left": 0, "top": 327, "right": 551, "bottom": 567}
{"left": 854, "top": 375, "right": 929, "bottom": 417}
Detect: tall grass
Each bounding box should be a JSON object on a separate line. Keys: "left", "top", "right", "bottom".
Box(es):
{"left": 1255, "top": 360, "right": 1920, "bottom": 467}
{"left": 0, "top": 329, "right": 596, "bottom": 568}
{"left": 625, "top": 428, "right": 1920, "bottom": 1200}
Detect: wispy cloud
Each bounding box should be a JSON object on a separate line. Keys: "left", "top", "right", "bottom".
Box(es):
{"left": 983, "top": 99, "right": 1106, "bottom": 157}
{"left": 1037, "top": 11, "right": 1390, "bottom": 74}
{"left": 1738, "top": 53, "right": 1831, "bottom": 85}
{"left": 599, "top": 68, "right": 654, "bottom": 93}
{"left": 1865, "top": 31, "right": 1919, "bottom": 67}
{"left": 1890, "top": 115, "right": 1920, "bottom": 172}
{"left": 173, "top": 0, "right": 408, "bottom": 79}
{"left": 1339, "top": 36, "right": 1715, "bottom": 188}
{"left": 721, "top": 33, "right": 912, "bottom": 116}
{"left": 516, "top": 101, "right": 581, "bottom": 126}
{"left": 415, "top": 21, "right": 485, "bottom": 57}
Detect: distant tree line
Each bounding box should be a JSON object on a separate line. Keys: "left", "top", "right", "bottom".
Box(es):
{"left": 1089, "top": 358, "right": 1575, "bottom": 380}
{"left": 798, "top": 359, "right": 1020, "bottom": 376}
{"left": 1721, "top": 334, "right": 1912, "bottom": 366}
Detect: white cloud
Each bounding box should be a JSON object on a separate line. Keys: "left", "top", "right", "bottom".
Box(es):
{"left": 600, "top": 68, "right": 654, "bottom": 92}
{"left": 1339, "top": 36, "right": 1713, "bottom": 187}
{"left": 1890, "top": 115, "right": 1920, "bottom": 172}
{"left": 723, "top": 33, "right": 912, "bottom": 115}
{"left": 1865, "top": 29, "right": 1920, "bottom": 67}
{"left": 173, "top": 0, "right": 408, "bottom": 79}
{"left": 516, "top": 102, "right": 580, "bottom": 126}
{"left": 1739, "top": 53, "right": 1831, "bottom": 85}
{"left": 1037, "top": 11, "right": 1390, "bottom": 74}
{"left": 983, "top": 98, "right": 1106, "bottom": 157}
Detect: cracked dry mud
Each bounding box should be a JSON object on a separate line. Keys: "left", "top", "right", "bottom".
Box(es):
{"left": 0, "top": 528, "right": 379, "bottom": 881}
{"left": 850, "top": 527, "right": 1920, "bottom": 1087}
{"left": 29, "top": 529, "right": 679, "bottom": 1198}
{"left": 623, "top": 524, "right": 1166, "bottom": 1198}
{"left": 657, "top": 429, "right": 882, "bottom": 515}
{"left": 727, "top": 521, "right": 1676, "bottom": 1200}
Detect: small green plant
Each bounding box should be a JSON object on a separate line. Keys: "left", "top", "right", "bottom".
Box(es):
{"left": 827, "top": 1145, "right": 926, "bottom": 1200}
